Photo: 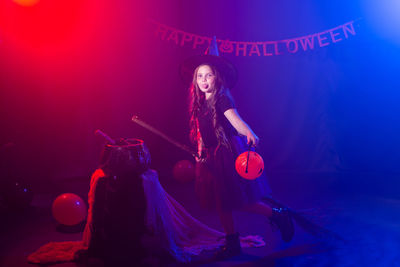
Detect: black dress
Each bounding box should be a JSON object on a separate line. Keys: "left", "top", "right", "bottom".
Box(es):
{"left": 195, "top": 93, "right": 271, "bottom": 211}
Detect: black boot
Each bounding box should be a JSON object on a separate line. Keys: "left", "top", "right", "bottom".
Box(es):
{"left": 214, "top": 233, "right": 241, "bottom": 260}
{"left": 270, "top": 208, "right": 294, "bottom": 242}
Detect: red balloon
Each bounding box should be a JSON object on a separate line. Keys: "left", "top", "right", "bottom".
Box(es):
{"left": 52, "top": 193, "right": 87, "bottom": 226}
{"left": 173, "top": 160, "right": 195, "bottom": 182}
{"left": 235, "top": 151, "right": 264, "bottom": 180}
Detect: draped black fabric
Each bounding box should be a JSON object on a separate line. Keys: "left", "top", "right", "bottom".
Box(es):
{"left": 87, "top": 173, "right": 147, "bottom": 265}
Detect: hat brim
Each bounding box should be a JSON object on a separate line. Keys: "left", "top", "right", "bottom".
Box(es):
{"left": 180, "top": 55, "right": 237, "bottom": 89}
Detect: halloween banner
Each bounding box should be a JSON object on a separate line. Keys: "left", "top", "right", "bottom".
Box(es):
{"left": 150, "top": 19, "right": 359, "bottom": 56}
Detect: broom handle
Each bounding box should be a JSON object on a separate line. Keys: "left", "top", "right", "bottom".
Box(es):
{"left": 131, "top": 115, "right": 198, "bottom": 158}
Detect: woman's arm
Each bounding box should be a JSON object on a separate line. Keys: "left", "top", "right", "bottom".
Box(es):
{"left": 224, "top": 108, "right": 259, "bottom": 146}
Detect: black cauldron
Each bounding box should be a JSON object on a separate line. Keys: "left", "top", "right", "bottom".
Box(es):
{"left": 87, "top": 138, "right": 150, "bottom": 263}
{"left": 99, "top": 138, "right": 151, "bottom": 176}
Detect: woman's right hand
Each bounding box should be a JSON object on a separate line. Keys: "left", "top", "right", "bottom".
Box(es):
{"left": 195, "top": 150, "right": 206, "bottom": 163}
{"left": 196, "top": 137, "right": 206, "bottom": 162}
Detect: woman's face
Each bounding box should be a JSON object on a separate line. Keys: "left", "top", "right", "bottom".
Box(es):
{"left": 196, "top": 65, "right": 216, "bottom": 94}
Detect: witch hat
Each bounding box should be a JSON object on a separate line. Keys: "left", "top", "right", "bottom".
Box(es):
{"left": 180, "top": 36, "right": 237, "bottom": 88}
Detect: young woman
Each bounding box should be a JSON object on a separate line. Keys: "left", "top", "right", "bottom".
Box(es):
{"left": 185, "top": 44, "right": 294, "bottom": 259}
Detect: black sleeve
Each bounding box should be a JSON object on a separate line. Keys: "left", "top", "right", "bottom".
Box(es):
{"left": 217, "top": 93, "right": 236, "bottom": 113}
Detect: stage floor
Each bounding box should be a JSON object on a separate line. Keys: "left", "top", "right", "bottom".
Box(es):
{"left": 1, "top": 171, "right": 399, "bottom": 266}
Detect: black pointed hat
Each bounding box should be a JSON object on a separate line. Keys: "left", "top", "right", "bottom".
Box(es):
{"left": 180, "top": 36, "right": 237, "bottom": 88}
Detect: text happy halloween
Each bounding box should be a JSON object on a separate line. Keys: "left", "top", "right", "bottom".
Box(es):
{"left": 151, "top": 19, "right": 357, "bottom": 56}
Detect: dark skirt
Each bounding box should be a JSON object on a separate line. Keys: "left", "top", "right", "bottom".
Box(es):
{"left": 195, "top": 135, "right": 271, "bottom": 212}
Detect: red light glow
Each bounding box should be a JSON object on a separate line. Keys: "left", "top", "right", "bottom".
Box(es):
{"left": 13, "top": 0, "right": 40, "bottom": 7}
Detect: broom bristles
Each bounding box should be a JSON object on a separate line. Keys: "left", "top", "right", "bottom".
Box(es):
{"left": 262, "top": 196, "right": 345, "bottom": 242}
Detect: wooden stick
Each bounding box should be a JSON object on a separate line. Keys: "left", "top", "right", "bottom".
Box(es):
{"left": 132, "top": 115, "right": 198, "bottom": 158}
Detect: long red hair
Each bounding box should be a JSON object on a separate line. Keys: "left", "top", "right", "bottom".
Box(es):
{"left": 189, "top": 64, "right": 232, "bottom": 149}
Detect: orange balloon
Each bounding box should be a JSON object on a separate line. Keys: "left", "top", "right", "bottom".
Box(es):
{"left": 52, "top": 193, "right": 87, "bottom": 226}
{"left": 235, "top": 151, "right": 264, "bottom": 180}
{"left": 173, "top": 160, "right": 195, "bottom": 182}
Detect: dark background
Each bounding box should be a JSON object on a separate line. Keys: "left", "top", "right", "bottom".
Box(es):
{"left": 1, "top": 0, "right": 399, "bottom": 190}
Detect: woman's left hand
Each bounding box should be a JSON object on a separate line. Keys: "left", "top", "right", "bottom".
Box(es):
{"left": 246, "top": 132, "right": 259, "bottom": 147}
